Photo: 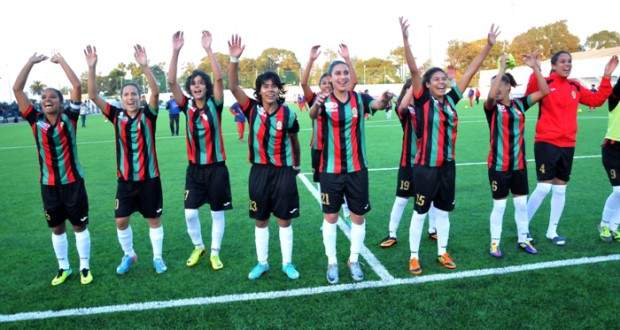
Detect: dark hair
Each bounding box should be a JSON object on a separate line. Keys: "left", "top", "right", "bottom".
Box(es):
{"left": 491, "top": 73, "right": 517, "bottom": 87}
{"left": 254, "top": 71, "right": 286, "bottom": 104}
{"left": 551, "top": 51, "right": 571, "bottom": 65}
{"left": 319, "top": 73, "right": 330, "bottom": 84}
{"left": 422, "top": 67, "right": 447, "bottom": 92}
{"left": 184, "top": 70, "right": 213, "bottom": 100}
{"left": 43, "top": 88, "right": 63, "bottom": 103}
{"left": 120, "top": 83, "right": 141, "bottom": 96}
{"left": 396, "top": 78, "right": 413, "bottom": 109}
{"left": 327, "top": 60, "right": 347, "bottom": 75}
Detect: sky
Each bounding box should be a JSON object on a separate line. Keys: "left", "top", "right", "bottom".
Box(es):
{"left": 1, "top": 0, "right": 619, "bottom": 101}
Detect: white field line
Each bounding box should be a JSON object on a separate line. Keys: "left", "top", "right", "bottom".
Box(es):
{"left": 297, "top": 173, "right": 394, "bottom": 281}
{"left": 2, "top": 254, "right": 618, "bottom": 323}
{"left": 0, "top": 116, "right": 607, "bottom": 151}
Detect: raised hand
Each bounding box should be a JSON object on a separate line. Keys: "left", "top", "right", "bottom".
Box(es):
{"left": 309, "top": 45, "right": 321, "bottom": 61}
{"left": 447, "top": 65, "right": 457, "bottom": 81}
{"left": 228, "top": 34, "right": 245, "bottom": 58}
{"left": 604, "top": 55, "right": 619, "bottom": 76}
{"left": 201, "top": 30, "right": 212, "bottom": 52}
{"left": 83, "top": 46, "right": 97, "bottom": 68}
{"left": 50, "top": 53, "right": 64, "bottom": 64}
{"left": 29, "top": 53, "right": 48, "bottom": 65}
{"left": 498, "top": 54, "right": 507, "bottom": 70}
{"left": 338, "top": 44, "right": 350, "bottom": 60}
{"left": 399, "top": 16, "right": 409, "bottom": 40}
{"left": 134, "top": 44, "right": 148, "bottom": 66}
{"left": 522, "top": 51, "right": 540, "bottom": 69}
{"left": 487, "top": 24, "right": 501, "bottom": 46}
{"left": 172, "top": 31, "right": 184, "bottom": 52}
{"left": 313, "top": 92, "right": 328, "bottom": 107}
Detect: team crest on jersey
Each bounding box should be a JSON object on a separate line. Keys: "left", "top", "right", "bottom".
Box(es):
{"left": 571, "top": 91, "right": 577, "bottom": 99}
{"left": 498, "top": 104, "right": 507, "bottom": 112}
{"left": 324, "top": 101, "right": 338, "bottom": 113}
{"left": 352, "top": 107, "right": 358, "bottom": 118}
{"left": 276, "top": 120, "right": 283, "bottom": 130}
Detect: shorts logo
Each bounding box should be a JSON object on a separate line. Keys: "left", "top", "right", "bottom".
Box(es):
{"left": 223, "top": 202, "right": 231, "bottom": 207}
{"left": 276, "top": 120, "right": 283, "bottom": 131}
{"left": 80, "top": 216, "right": 88, "bottom": 222}
{"left": 289, "top": 208, "right": 298, "bottom": 214}
{"left": 156, "top": 208, "right": 163, "bottom": 213}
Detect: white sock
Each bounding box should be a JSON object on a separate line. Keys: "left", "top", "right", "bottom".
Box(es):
{"left": 349, "top": 221, "right": 365, "bottom": 263}
{"left": 52, "top": 232, "right": 70, "bottom": 269}
{"left": 490, "top": 199, "right": 506, "bottom": 245}
{"left": 428, "top": 204, "right": 437, "bottom": 233}
{"left": 389, "top": 197, "right": 409, "bottom": 237}
{"left": 255, "top": 226, "right": 269, "bottom": 264}
{"left": 409, "top": 211, "right": 425, "bottom": 259}
{"left": 513, "top": 196, "right": 529, "bottom": 243}
{"left": 211, "top": 211, "right": 225, "bottom": 256}
{"left": 602, "top": 186, "right": 620, "bottom": 231}
{"left": 74, "top": 229, "right": 91, "bottom": 270}
{"left": 342, "top": 197, "right": 351, "bottom": 218}
{"left": 547, "top": 185, "right": 566, "bottom": 238}
{"left": 185, "top": 209, "right": 204, "bottom": 249}
{"left": 435, "top": 209, "right": 450, "bottom": 255}
{"left": 527, "top": 182, "right": 552, "bottom": 222}
{"left": 279, "top": 225, "right": 293, "bottom": 265}
{"left": 116, "top": 226, "right": 135, "bottom": 257}
{"left": 322, "top": 219, "right": 337, "bottom": 265}
{"left": 149, "top": 226, "right": 164, "bottom": 259}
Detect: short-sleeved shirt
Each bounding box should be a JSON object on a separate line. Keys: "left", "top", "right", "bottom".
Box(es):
{"left": 318, "top": 91, "right": 374, "bottom": 174}
{"left": 413, "top": 86, "right": 462, "bottom": 167}
{"left": 104, "top": 103, "right": 159, "bottom": 181}
{"left": 23, "top": 102, "right": 84, "bottom": 185}
{"left": 166, "top": 99, "right": 180, "bottom": 115}
{"left": 307, "top": 93, "right": 323, "bottom": 151}
{"left": 397, "top": 105, "right": 418, "bottom": 168}
{"left": 230, "top": 103, "right": 246, "bottom": 123}
{"left": 240, "top": 99, "right": 299, "bottom": 167}
{"left": 178, "top": 95, "right": 226, "bottom": 165}
{"left": 484, "top": 96, "right": 533, "bottom": 171}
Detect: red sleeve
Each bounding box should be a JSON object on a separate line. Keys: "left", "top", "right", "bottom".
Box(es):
{"left": 304, "top": 91, "right": 315, "bottom": 104}
{"left": 579, "top": 76, "right": 612, "bottom": 107}
{"left": 240, "top": 98, "right": 255, "bottom": 117}
{"left": 524, "top": 73, "right": 538, "bottom": 96}
{"left": 21, "top": 104, "right": 37, "bottom": 126}
{"left": 178, "top": 95, "right": 188, "bottom": 111}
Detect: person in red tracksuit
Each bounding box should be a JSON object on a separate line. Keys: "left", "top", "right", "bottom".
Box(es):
{"left": 525, "top": 50, "right": 618, "bottom": 246}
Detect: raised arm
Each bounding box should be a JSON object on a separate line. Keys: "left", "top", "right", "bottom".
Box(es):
{"left": 51, "top": 53, "right": 81, "bottom": 103}
{"left": 397, "top": 85, "right": 414, "bottom": 116}
{"left": 167, "top": 31, "right": 186, "bottom": 106}
{"left": 84, "top": 46, "right": 109, "bottom": 116}
{"left": 202, "top": 30, "right": 223, "bottom": 103}
{"left": 227, "top": 34, "right": 250, "bottom": 106}
{"left": 370, "top": 91, "right": 393, "bottom": 110}
{"left": 301, "top": 45, "right": 321, "bottom": 101}
{"left": 579, "top": 55, "right": 618, "bottom": 107}
{"left": 523, "top": 51, "right": 550, "bottom": 104}
{"left": 485, "top": 54, "right": 506, "bottom": 110}
{"left": 457, "top": 24, "right": 500, "bottom": 93}
{"left": 339, "top": 44, "right": 358, "bottom": 90}
{"left": 399, "top": 17, "right": 422, "bottom": 96}
{"left": 13, "top": 53, "right": 48, "bottom": 113}
{"left": 134, "top": 44, "right": 159, "bottom": 109}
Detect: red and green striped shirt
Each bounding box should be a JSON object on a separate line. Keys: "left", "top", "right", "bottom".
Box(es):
{"left": 413, "top": 86, "right": 462, "bottom": 167}
{"left": 104, "top": 103, "right": 159, "bottom": 181}
{"left": 318, "top": 91, "right": 374, "bottom": 174}
{"left": 178, "top": 95, "right": 226, "bottom": 165}
{"left": 307, "top": 93, "right": 323, "bottom": 151}
{"left": 23, "top": 103, "right": 84, "bottom": 185}
{"left": 398, "top": 105, "right": 418, "bottom": 168}
{"left": 241, "top": 99, "right": 299, "bottom": 167}
{"left": 484, "top": 96, "right": 533, "bottom": 171}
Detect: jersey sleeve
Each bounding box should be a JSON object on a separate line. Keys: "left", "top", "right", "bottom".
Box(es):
{"left": 446, "top": 84, "right": 463, "bottom": 105}
{"left": 21, "top": 104, "right": 38, "bottom": 126}
{"left": 213, "top": 96, "right": 224, "bottom": 113}
{"left": 517, "top": 95, "right": 535, "bottom": 112}
{"left": 579, "top": 77, "right": 612, "bottom": 108}
{"left": 240, "top": 98, "right": 257, "bottom": 117}
{"left": 104, "top": 103, "right": 119, "bottom": 122}
{"left": 361, "top": 92, "right": 375, "bottom": 114}
{"left": 144, "top": 104, "right": 158, "bottom": 120}
{"left": 64, "top": 101, "right": 82, "bottom": 121}
{"left": 177, "top": 95, "right": 190, "bottom": 114}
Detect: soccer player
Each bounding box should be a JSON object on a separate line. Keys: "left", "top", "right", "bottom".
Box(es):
{"left": 599, "top": 76, "right": 620, "bottom": 241}
{"left": 228, "top": 35, "right": 302, "bottom": 280}
{"left": 309, "top": 57, "right": 392, "bottom": 284}
{"left": 525, "top": 52, "right": 618, "bottom": 246}
{"left": 85, "top": 44, "right": 167, "bottom": 274}
{"left": 484, "top": 53, "right": 550, "bottom": 258}
{"left": 404, "top": 21, "right": 500, "bottom": 275}
{"left": 301, "top": 44, "right": 357, "bottom": 218}
{"left": 13, "top": 52, "right": 92, "bottom": 285}
{"left": 167, "top": 31, "right": 232, "bottom": 271}
{"left": 229, "top": 102, "right": 246, "bottom": 141}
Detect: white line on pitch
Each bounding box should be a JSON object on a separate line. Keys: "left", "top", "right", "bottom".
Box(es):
{"left": 2, "top": 254, "right": 618, "bottom": 323}
{"left": 297, "top": 173, "right": 394, "bottom": 281}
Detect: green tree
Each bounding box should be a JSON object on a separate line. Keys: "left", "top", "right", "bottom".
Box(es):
{"left": 509, "top": 20, "right": 581, "bottom": 64}
{"left": 585, "top": 30, "right": 620, "bottom": 50}
{"left": 239, "top": 58, "right": 257, "bottom": 88}
{"left": 29, "top": 80, "right": 46, "bottom": 96}
{"left": 358, "top": 57, "right": 399, "bottom": 84}
{"left": 197, "top": 52, "right": 230, "bottom": 88}
{"left": 446, "top": 39, "right": 507, "bottom": 85}
{"left": 256, "top": 48, "right": 301, "bottom": 84}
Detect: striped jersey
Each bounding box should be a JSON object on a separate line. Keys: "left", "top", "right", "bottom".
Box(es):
{"left": 318, "top": 91, "right": 374, "bottom": 174}
{"left": 178, "top": 95, "right": 226, "bottom": 165}
{"left": 104, "top": 103, "right": 159, "bottom": 181}
{"left": 307, "top": 93, "right": 323, "bottom": 151}
{"left": 413, "top": 86, "right": 462, "bottom": 167}
{"left": 241, "top": 98, "right": 299, "bottom": 167}
{"left": 397, "top": 105, "right": 418, "bottom": 168}
{"left": 484, "top": 96, "right": 533, "bottom": 171}
{"left": 23, "top": 103, "right": 84, "bottom": 185}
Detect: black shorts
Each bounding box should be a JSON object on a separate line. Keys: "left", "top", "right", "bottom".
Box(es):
{"left": 185, "top": 162, "right": 233, "bottom": 210}
{"left": 602, "top": 139, "right": 620, "bottom": 186}
{"left": 311, "top": 148, "right": 322, "bottom": 182}
{"left": 115, "top": 177, "right": 163, "bottom": 218}
{"left": 41, "top": 179, "right": 89, "bottom": 228}
{"left": 396, "top": 166, "right": 414, "bottom": 198}
{"left": 488, "top": 168, "right": 529, "bottom": 199}
{"left": 412, "top": 162, "right": 455, "bottom": 213}
{"left": 249, "top": 164, "right": 299, "bottom": 221}
{"left": 320, "top": 169, "right": 371, "bottom": 215}
{"left": 534, "top": 142, "right": 575, "bottom": 182}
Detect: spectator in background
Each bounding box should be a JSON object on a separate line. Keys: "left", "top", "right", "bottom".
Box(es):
{"left": 229, "top": 102, "right": 245, "bottom": 141}
{"left": 590, "top": 84, "right": 598, "bottom": 111}
{"left": 475, "top": 87, "right": 481, "bottom": 105}
{"left": 80, "top": 100, "right": 88, "bottom": 127}
{"left": 468, "top": 88, "right": 475, "bottom": 108}
{"left": 165, "top": 95, "right": 180, "bottom": 135}
{"left": 296, "top": 94, "right": 306, "bottom": 111}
